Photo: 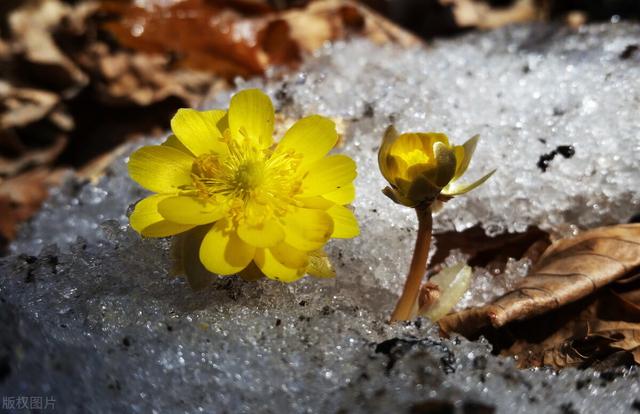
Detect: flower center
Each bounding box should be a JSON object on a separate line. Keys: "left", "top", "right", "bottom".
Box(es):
{"left": 403, "top": 149, "right": 430, "bottom": 166}
{"left": 188, "top": 133, "right": 303, "bottom": 224}
{"left": 233, "top": 160, "right": 265, "bottom": 193}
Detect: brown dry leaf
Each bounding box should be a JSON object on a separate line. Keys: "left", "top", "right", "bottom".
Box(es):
{"left": 7, "top": 0, "right": 89, "bottom": 93}
{"left": 443, "top": 0, "right": 542, "bottom": 30}
{"left": 99, "top": 0, "right": 419, "bottom": 80}
{"left": 0, "top": 167, "right": 68, "bottom": 244}
{"left": 499, "top": 278, "right": 640, "bottom": 369}
{"left": 439, "top": 224, "right": 640, "bottom": 369}
{"left": 489, "top": 224, "right": 640, "bottom": 327}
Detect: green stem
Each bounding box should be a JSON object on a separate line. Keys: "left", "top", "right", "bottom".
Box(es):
{"left": 390, "top": 205, "right": 433, "bottom": 322}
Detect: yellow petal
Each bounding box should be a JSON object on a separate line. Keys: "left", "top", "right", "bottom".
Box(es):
{"left": 270, "top": 241, "right": 309, "bottom": 269}
{"left": 322, "top": 183, "right": 355, "bottom": 205}
{"left": 327, "top": 205, "right": 360, "bottom": 238}
{"left": 454, "top": 134, "right": 479, "bottom": 180}
{"left": 299, "top": 196, "right": 334, "bottom": 210}
{"left": 453, "top": 145, "right": 465, "bottom": 179}
{"left": 162, "top": 134, "right": 194, "bottom": 156}
{"left": 237, "top": 218, "right": 285, "bottom": 248}
{"left": 130, "top": 195, "right": 194, "bottom": 237}
{"left": 276, "top": 115, "right": 337, "bottom": 170}
{"left": 199, "top": 221, "right": 255, "bottom": 275}
{"left": 306, "top": 249, "right": 336, "bottom": 278}
{"left": 378, "top": 125, "right": 400, "bottom": 183}
{"left": 254, "top": 248, "right": 304, "bottom": 282}
{"left": 389, "top": 133, "right": 427, "bottom": 158}
{"left": 301, "top": 154, "right": 357, "bottom": 197}
{"left": 128, "top": 145, "right": 194, "bottom": 193}
{"left": 170, "top": 109, "right": 227, "bottom": 156}
{"left": 283, "top": 208, "right": 334, "bottom": 251}
{"left": 157, "top": 196, "right": 226, "bottom": 225}
{"left": 171, "top": 226, "right": 214, "bottom": 290}
{"left": 390, "top": 132, "right": 449, "bottom": 162}
{"left": 442, "top": 169, "right": 496, "bottom": 197}
{"left": 228, "top": 89, "right": 274, "bottom": 148}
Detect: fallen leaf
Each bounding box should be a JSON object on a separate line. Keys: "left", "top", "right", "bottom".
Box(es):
{"left": 490, "top": 224, "right": 640, "bottom": 327}
{"left": 100, "top": 0, "right": 419, "bottom": 80}
{"left": 439, "top": 224, "right": 640, "bottom": 369}
{"left": 0, "top": 167, "right": 68, "bottom": 247}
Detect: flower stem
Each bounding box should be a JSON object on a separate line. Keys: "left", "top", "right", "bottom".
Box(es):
{"left": 390, "top": 205, "right": 433, "bottom": 322}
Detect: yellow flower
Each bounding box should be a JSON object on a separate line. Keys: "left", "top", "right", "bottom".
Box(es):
{"left": 378, "top": 126, "right": 495, "bottom": 208}
{"left": 127, "top": 89, "right": 359, "bottom": 283}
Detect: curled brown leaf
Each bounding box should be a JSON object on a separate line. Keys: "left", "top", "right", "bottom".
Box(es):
{"left": 439, "top": 224, "right": 640, "bottom": 369}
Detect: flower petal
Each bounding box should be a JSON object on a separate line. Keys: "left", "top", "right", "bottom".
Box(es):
{"left": 306, "top": 249, "right": 336, "bottom": 278}
{"left": 162, "top": 134, "right": 194, "bottom": 156}
{"left": 299, "top": 196, "right": 334, "bottom": 210}
{"left": 300, "top": 154, "right": 357, "bottom": 197}
{"left": 276, "top": 115, "right": 337, "bottom": 170}
{"left": 128, "top": 145, "right": 194, "bottom": 193}
{"left": 171, "top": 109, "right": 227, "bottom": 156}
{"left": 254, "top": 248, "right": 304, "bottom": 283}
{"left": 237, "top": 218, "right": 285, "bottom": 248}
{"left": 199, "top": 221, "right": 255, "bottom": 275}
{"left": 228, "top": 89, "right": 274, "bottom": 148}
{"left": 322, "top": 183, "right": 355, "bottom": 205}
{"left": 130, "top": 195, "right": 194, "bottom": 237}
{"left": 283, "top": 208, "right": 334, "bottom": 251}
{"left": 270, "top": 241, "right": 309, "bottom": 269}
{"left": 454, "top": 134, "right": 479, "bottom": 180}
{"left": 378, "top": 125, "right": 400, "bottom": 183}
{"left": 158, "top": 196, "right": 227, "bottom": 225}
{"left": 442, "top": 169, "right": 496, "bottom": 196}
{"left": 327, "top": 205, "right": 360, "bottom": 238}
{"left": 390, "top": 132, "right": 449, "bottom": 161}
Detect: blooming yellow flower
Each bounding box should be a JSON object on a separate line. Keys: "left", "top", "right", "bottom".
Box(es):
{"left": 127, "top": 89, "right": 359, "bottom": 283}
{"left": 378, "top": 126, "right": 495, "bottom": 208}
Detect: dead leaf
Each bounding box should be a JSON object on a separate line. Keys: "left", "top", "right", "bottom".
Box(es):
{"left": 0, "top": 167, "right": 68, "bottom": 245}
{"left": 443, "top": 0, "right": 541, "bottom": 30}
{"left": 8, "top": 0, "right": 88, "bottom": 93}
{"left": 100, "top": 0, "right": 419, "bottom": 80}
{"left": 489, "top": 224, "right": 640, "bottom": 327}
{"left": 439, "top": 224, "right": 640, "bottom": 369}
{"left": 501, "top": 282, "right": 640, "bottom": 368}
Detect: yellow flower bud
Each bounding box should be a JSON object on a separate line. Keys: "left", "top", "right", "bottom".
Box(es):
{"left": 378, "top": 126, "right": 495, "bottom": 207}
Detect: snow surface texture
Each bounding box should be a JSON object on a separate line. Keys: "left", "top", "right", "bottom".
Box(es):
{"left": 2, "top": 23, "right": 640, "bottom": 413}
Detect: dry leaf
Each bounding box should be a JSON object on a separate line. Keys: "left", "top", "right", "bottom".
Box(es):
{"left": 439, "top": 224, "right": 640, "bottom": 369}
{"left": 100, "top": 0, "right": 418, "bottom": 80}
{"left": 489, "top": 224, "right": 640, "bottom": 327}
{"left": 0, "top": 167, "right": 68, "bottom": 246}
